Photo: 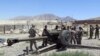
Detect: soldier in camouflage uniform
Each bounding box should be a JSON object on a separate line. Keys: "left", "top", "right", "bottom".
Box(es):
{"left": 76, "top": 27, "right": 83, "bottom": 45}
{"left": 28, "top": 25, "right": 39, "bottom": 51}
{"left": 70, "top": 27, "right": 77, "bottom": 44}
{"left": 41, "top": 25, "right": 50, "bottom": 47}
{"left": 88, "top": 25, "right": 94, "bottom": 39}
{"left": 54, "top": 25, "right": 59, "bottom": 30}
{"left": 95, "top": 24, "right": 99, "bottom": 39}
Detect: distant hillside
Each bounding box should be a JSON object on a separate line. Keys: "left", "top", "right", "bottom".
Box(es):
{"left": 11, "top": 16, "right": 33, "bottom": 20}
{"left": 61, "top": 16, "right": 76, "bottom": 22}
{"left": 10, "top": 14, "right": 76, "bottom": 21}
{"left": 90, "top": 17, "right": 100, "bottom": 20}
{"left": 32, "top": 14, "right": 60, "bottom": 20}
{"left": 87, "top": 17, "right": 100, "bottom": 20}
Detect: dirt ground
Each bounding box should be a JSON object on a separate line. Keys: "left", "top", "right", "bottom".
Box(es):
{"left": 0, "top": 34, "right": 100, "bottom": 56}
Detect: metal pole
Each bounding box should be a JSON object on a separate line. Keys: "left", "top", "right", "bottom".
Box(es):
{"left": 3, "top": 25, "right": 5, "bottom": 34}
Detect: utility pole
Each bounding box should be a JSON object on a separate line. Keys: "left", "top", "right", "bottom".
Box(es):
{"left": 27, "top": 20, "right": 30, "bottom": 30}
{"left": 3, "top": 25, "right": 5, "bottom": 34}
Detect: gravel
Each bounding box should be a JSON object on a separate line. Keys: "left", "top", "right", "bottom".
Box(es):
{"left": 0, "top": 34, "right": 100, "bottom": 56}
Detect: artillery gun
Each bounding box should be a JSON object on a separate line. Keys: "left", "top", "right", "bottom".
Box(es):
{"left": 6, "top": 30, "right": 100, "bottom": 55}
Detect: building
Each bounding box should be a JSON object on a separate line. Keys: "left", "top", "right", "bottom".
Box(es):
{"left": 0, "top": 19, "right": 58, "bottom": 34}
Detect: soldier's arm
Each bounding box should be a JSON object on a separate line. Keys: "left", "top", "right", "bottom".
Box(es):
{"left": 34, "top": 28, "right": 41, "bottom": 36}
{"left": 35, "top": 31, "right": 41, "bottom": 36}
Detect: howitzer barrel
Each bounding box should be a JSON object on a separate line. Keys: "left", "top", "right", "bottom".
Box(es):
{"left": 18, "top": 36, "right": 47, "bottom": 42}
{"left": 7, "top": 36, "right": 47, "bottom": 46}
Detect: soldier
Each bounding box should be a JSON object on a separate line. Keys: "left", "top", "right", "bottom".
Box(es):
{"left": 67, "top": 26, "right": 70, "bottom": 30}
{"left": 28, "top": 25, "right": 39, "bottom": 51}
{"left": 61, "top": 25, "right": 66, "bottom": 30}
{"left": 54, "top": 25, "right": 59, "bottom": 30}
{"left": 70, "top": 27, "right": 76, "bottom": 44}
{"left": 94, "top": 24, "right": 99, "bottom": 39}
{"left": 88, "top": 25, "right": 94, "bottom": 39}
{"left": 41, "top": 25, "right": 50, "bottom": 47}
{"left": 56, "top": 25, "right": 71, "bottom": 51}
{"left": 76, "top": 27, "right": 83, "bottom": 45}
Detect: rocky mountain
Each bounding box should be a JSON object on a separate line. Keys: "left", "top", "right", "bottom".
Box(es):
{"left": 32, "top": 14, "right": 60, "bottom": 20}
{"left": 10, "top": 14, "right": 76, "bottom": 21}
{"left": 88, "top": 17, "right": 100, "bottom": 20}
{"left": 11, "top": 16, "right": 33, "bottom": 20}
{"left": 61, "top": 16, "right": 76, "bottom": 22}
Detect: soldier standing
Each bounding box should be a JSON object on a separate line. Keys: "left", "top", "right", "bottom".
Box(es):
{"left": 28, "top": 25, "right": 39, "bottom": 51}
{"left": 67, "top": 26, "right": 70, "bottom": 30}
{"left": 95, "top": 24, "right": 99, "bottom": 39}
{"left": 88, "top": 25, "right": 94, "bottom": 39}
{"left": 76, "top": 27, "right": 83, "bottom": 45}
{"left": 54, "top": 25, "right": 59, "bottom": 30}
{"left": 61, "top": 25, "right": 66, "bottom": 30}
{"left": 70, "top": 27, "right": 76, "bottom": 44}
{"left": 42, "top": 25, "right": 50, "bottom": 47}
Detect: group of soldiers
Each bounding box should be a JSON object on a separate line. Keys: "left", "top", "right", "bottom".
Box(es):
{"left": 55, "top": 25, "right": 83, "bottom": 51}
{"left": 28, "top": 24, "right": 83, "bottom": 51}
{"left": 89, "top": 24, "right": 99, "bottom": 39}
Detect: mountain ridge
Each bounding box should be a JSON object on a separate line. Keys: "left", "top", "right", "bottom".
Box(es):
{"left": 10, "top": 14, "right": 76, "bottom": 22}
{"left": 87, "top": 17, "right": 100, "bottom": 20}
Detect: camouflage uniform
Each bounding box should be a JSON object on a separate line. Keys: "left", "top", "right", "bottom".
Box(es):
{"left": 70, "top": 30, "right": 76, "bottom": 44}
{"left": 76, "top": 27, "right": 83, "bottom": 45}
{"left": 42, "top": 25, "right": 50, "bottom": 47}
{"left": 89, "top": 25, "right": 94, "bottom": 39}
{"left": 28, "top": 25, "right": 38, "bottom": 51}
{"left": 95, "top": 25, "right": 99, "bottom": 39}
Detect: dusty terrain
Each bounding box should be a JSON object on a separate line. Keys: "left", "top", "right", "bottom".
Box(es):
{"left": 0, "top": 34, "right": 100, "bottom": 56}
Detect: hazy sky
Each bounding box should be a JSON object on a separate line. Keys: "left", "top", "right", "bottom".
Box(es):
{"left": 0, "top": 0, "right": 100, "bottom": 20}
